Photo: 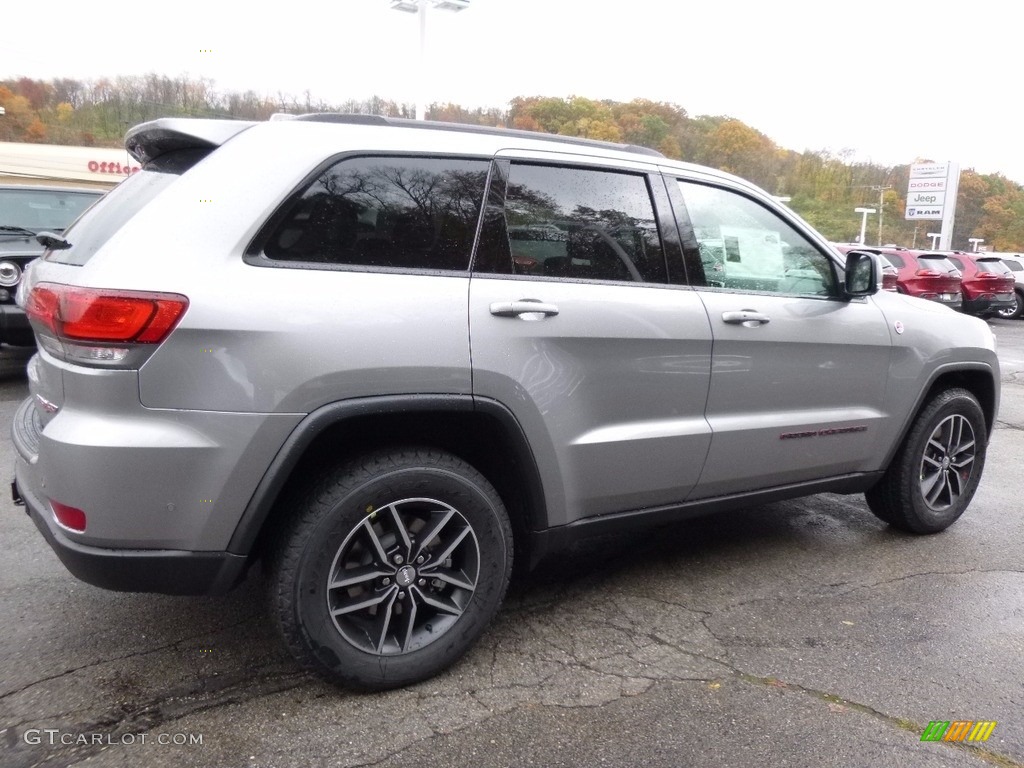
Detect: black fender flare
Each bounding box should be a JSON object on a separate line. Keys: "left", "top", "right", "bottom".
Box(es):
{"left": 226, "top": 394, "right": 548, "bottom": 555}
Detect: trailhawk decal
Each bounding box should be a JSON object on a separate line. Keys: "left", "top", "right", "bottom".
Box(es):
{"left": 780, "top": 426, "right": 868, "bottom": 440}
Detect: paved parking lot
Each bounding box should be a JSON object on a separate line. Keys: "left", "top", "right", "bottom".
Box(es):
{"left": 2, "top": 321, "right": 1023, "bottom": 768}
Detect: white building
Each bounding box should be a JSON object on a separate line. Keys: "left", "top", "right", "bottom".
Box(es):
{"left": 0, "top": 142, "right": 138, "bottom": 188}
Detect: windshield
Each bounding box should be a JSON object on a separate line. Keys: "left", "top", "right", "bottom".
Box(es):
{"left": 0, "top": 187, "right": 102, "bottom": 234}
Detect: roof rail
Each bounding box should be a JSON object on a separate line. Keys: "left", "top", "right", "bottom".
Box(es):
{"left": 284, "top": 113, "right": 666, "bottom": 159}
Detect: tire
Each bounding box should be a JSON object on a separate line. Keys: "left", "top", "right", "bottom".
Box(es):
{"left": 865, "top": 388, "right": 987, "bottom": 534}
{"left": 269, "top": 447, "right": 513, "bottom": 690}
{"left": 994, "top": 289, "right": 1023, "bottom": 320}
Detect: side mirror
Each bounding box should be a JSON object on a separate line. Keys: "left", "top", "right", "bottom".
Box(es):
{"left": 844, "top": 251, "right": 879, "bottom": 297}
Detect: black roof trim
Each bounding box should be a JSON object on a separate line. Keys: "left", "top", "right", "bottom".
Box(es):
{"left": 288, "top": 113, "right": 666, "bottom": 159}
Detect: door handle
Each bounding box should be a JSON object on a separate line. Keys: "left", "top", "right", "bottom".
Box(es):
{"left": 722, "top": 310, "right": 770, "bottom": 326}
{"left": 489, "top": 300, "right": 560, "bottom": 319}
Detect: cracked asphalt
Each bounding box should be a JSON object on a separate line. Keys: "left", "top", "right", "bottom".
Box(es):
{"left": 2, "top": 320, "right": 1023, "bottom": 768}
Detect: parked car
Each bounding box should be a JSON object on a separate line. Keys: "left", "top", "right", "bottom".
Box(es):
{"left": 996, "top": 254, "right": 1024, "bottom": 319}
{"left": 0, "top": 184, "right": 104, "bottom": 345}
{"left": 12, "top": 115, "right": 1000, "bottom": 691}
{"left": 942, "top": 252, "right": 1016, "bottom": 318}
{"left": 833, "top": 245, "right": 961, "bottom": 309}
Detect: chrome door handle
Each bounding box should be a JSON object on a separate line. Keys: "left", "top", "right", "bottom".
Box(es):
{"left": 489, "top": 300, "right": 560, "bottom": 318}
{"left": 722, "top": 310, "right": 770, "bottom": 325}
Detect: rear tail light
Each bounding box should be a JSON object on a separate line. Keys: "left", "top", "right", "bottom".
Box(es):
{"left": 25, "top": 282, "right": 188, "bottom": 366}
{"left": 50, "top": 499, "right": 87, "bottom": 532}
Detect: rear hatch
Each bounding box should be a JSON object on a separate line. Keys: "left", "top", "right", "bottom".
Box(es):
{"left": 970, "top": 257, "right": 1016, "bottom": 298}
{"left": 18, "top": 119, "right": 255, "bottom": 430}
{"left": 913, "top": 254, "right": 962, "bottom": 300}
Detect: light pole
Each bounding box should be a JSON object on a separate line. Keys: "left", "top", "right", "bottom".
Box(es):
{"left": 390, "top": 0, "right": 470, "bottom": 120}
{"left": 927, "top": 232, "right": 941, "bottom": 249}
{"left": 969, "top": 237, "right": 984, "bottom": 252}
{"left": 854, "top": 207, "right": 876, "bottom": 245}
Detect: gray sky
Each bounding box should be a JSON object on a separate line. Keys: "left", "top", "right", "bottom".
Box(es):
{"left": 6, "top": 0, "right": 1021, "bottom": 183}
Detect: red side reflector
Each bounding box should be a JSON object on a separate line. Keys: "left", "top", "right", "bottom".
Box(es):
{"left": 50, "top": 500, "right": 87, "bottom": 532}
{"left": 26, "top": 283, "right": 188, "bottom": 343}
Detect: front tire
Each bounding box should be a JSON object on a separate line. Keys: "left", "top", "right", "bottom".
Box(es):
{"left": 269, "top": 447, "right": 513, "bottom": 690}
{"left": 865, "top": 388, "right": 987, "bottom": 533}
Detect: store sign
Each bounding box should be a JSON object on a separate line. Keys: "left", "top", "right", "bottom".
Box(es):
{"left": 906, "top": 162, "right": 953, "bottom": 220}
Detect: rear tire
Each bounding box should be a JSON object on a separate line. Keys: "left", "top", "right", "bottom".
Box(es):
{"left": 994, "top": 289, "right": 1023, "bottom": 320}
{"left": 865, "top": 388, "right": 986, "bottom": 533}
{"left": 269, "top": 447, "right": 513, "bottom": 690}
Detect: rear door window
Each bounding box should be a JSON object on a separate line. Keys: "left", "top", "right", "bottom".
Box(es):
{"left": 262, "top": 156, "right": 489, "bottom": 271}
{"left": 474, "top": 162, "right": 668, "bottom": 283}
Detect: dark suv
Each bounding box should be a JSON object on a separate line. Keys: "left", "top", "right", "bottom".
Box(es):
{"left": 12, "top": 115, "right": 1000, "bottom": 691}
{"left": 0, "top": 184, "right": 104, "bottom": 345}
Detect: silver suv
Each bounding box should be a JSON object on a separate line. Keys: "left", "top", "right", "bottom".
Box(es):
{"left": 11, "top": 115, "right": 1000, "bottom": 691}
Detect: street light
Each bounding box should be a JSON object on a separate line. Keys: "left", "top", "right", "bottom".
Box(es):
{"left": 969, "top": 237, "right": 985, "bottom": 252}
{"left": 389, "top": 0, "right": 471, "bottom": 121}
{"left": 854, "top": 207, "right": 876, "bottom": 245}
{"left": 927, "top": 232, "right": 941, "bottom": 249}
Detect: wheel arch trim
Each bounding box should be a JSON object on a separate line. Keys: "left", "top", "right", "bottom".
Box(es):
{"left": 226, "top": 394, "right": 548, "bottom": 555}
{"left": 879, "top": 362, "right": 998, "bottom": 470}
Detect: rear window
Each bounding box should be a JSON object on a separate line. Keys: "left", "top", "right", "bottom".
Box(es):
{"left": 918, "top": 255, "right": 958, "bottom": 274}
{"left": 0, "top": 187, "right": 101, "bottom": 233}
{"left": 975, "top": 258, "right": 1011, "bottom": 275}
{"left": 44, "top": 149, "right": 208, "bottom": 267}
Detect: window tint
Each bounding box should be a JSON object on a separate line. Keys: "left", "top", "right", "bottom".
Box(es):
{"left": 678, "top": 181, "right": 837, "bottom": 296}
{"left": 265, "top": 156, "right": 488, "bottom": 270}
{"left": 1003, "top": 259, "right": 1023, "bottom": 272}
{"left": 480, "top": 163, "right": 666, "bottom": 283}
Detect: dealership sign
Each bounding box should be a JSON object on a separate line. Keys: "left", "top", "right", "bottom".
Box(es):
{"left": 905, "top": 162, "right": 952, "bottom": 221}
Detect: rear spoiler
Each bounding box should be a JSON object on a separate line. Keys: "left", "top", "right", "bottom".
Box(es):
{"left": 125, "top": 118, "right": 257, "bottom": 164}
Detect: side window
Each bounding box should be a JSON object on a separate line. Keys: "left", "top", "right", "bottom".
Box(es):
{"left": 678, "top": 181, "right": 837, "bottom": 297}
{"left": 480, "top": 163, "right": 666, "bottom": 283}
{"left": 264, "top": 156, "right": 489, "bottom": 270}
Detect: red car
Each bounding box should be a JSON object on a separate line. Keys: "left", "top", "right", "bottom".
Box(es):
{"left": 833, "top": 245, "right": 961, "bottom": 309}
{"left": 939, "top": 252, "right": 1016, "bottom": 317}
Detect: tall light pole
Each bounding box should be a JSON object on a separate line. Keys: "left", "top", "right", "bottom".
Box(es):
{"left": 390, "top": 0, "right": 470, "bottom": 120}
{"left": 927, "top": 232, "right": 941, "bottom": 249}
{"left": 854, "top": 207, "right": 876, "bottom": 245}
{"left": 969, "top": 237, "right": 984, "bottom": 252}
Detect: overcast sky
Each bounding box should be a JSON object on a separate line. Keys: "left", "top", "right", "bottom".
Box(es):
{"left": 6, "top": 0, "right": 1020, "bottom": 183}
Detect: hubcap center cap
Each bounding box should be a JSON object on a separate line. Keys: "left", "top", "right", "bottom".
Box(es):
{"left": 395, "top": 565, "right": 417, "bottom": 587}
{"left": 941, "top": 456, "right": 951, "bottom": 470}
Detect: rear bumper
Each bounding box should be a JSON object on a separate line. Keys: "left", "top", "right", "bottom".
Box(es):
{"left": 12, "top": 463, "right": 249, "bottom": 595}
{"left": 962, "top": 295, "right": 1015, "bottom": 316}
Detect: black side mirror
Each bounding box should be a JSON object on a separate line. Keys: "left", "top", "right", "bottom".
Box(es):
{"left": 844, "top": 251, "right": 879, "bottom": 297}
